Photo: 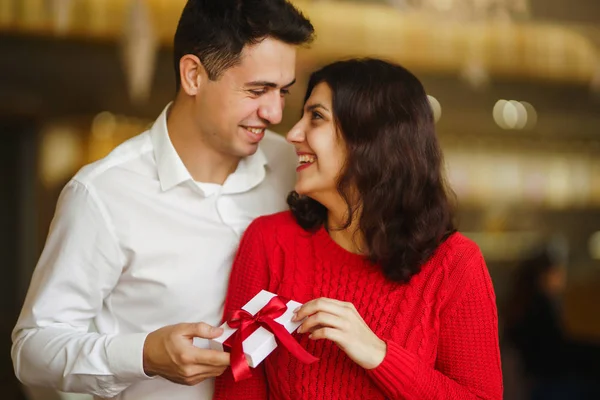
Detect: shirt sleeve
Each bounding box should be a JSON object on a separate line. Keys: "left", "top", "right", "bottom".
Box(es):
{"left": 213, "top": 217, "right": 271, "bottom": 400}
{"left": 366, "top": 247, "right": 504, "bottom": 400}
{"left": 11, "top": 180, "right": 151, "bottom": 398}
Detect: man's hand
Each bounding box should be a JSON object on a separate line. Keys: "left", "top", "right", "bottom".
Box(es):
{"left": 143, "top": 322, "right": 230, "bottom": 386}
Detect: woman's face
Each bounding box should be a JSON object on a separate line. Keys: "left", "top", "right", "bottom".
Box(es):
{"left": 286, "top": 83, "right": 347, "bottom": 204}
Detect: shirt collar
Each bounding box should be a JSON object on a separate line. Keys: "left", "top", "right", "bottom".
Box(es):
{"left": 150, "top": 104, "right": 193, "bottom": 191}
{"left": 222, "top": 145, "right": 268, "bottom": 195}
{"left": 151, "top": 103, "right": 269, "bottom": 193}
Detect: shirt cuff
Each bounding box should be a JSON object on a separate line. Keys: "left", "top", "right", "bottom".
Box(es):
{"left": 106, "top": 332, "right": 154, "bottom": 381}
{"left": 366, "top": 340, "right": 418, "bottom": 398}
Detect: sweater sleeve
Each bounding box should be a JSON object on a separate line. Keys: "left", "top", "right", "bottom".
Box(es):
{"left": 366, "top": 247, "right": 503, "bottom": 400}
{"left": 213, "top": 217, "right": 271, "bottom": 400}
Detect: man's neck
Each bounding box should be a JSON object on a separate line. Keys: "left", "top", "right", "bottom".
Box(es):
{"left": 166, "top": 100, "right": 240, "bottom": 185}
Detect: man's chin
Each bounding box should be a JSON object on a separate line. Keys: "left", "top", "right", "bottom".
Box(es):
{"left": 234, "top": 142, "right": 260, "bottom": 158}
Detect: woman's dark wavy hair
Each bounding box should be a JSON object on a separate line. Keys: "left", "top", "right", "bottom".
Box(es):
{"left": 287, "top": 58, "right": 456, "bottom": 283}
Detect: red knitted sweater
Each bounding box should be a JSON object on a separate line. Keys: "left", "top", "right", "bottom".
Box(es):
{"left": 214, "top": 211, "right": 503, "bottom": 400}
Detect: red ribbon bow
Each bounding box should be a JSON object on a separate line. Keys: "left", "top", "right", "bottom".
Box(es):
{"left": 225, "top": 295, "right": 319, "bottom": 381}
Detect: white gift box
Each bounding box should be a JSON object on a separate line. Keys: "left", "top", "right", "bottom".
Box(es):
{"left": 193, "top": 290, "right": 302, "bottom": 368}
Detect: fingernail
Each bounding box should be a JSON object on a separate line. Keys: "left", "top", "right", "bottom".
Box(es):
{"left": 293, "top": 307, "right": 300, "bottom": 313}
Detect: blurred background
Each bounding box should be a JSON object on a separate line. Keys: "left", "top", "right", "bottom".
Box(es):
{"left": 1, "top": 0, "right": 599, "bottom": 399}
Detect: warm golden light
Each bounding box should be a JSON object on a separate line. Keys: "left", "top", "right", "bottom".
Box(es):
{"left": 0, "top": 0, "right": 596, "bottom": 85}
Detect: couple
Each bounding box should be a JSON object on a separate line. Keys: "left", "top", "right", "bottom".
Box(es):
{"left": 12, "top": 0, "right": 502, "bottom": 399}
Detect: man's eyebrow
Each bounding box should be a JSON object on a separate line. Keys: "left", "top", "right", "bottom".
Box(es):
{"left": 244, "top": 79, "right": 296, "bottom": 88}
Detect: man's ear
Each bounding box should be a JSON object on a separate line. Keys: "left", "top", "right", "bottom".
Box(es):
{"left": 179, "top": 54, "right": 207, "bottom": 96}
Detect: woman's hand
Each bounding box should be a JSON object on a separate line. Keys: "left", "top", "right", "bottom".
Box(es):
{"left": 292, "top": 297, "right": 386, "bottom": 369}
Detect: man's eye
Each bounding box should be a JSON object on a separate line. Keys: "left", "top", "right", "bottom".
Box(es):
{"left": 249, "top": 90, "right": 266, "bottom": 96}
{"left": 281, "top": 88, "right": 291, "bottom": 96}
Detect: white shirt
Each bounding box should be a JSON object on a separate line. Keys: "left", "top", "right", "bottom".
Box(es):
{"left": 12, "top": 105, "right": 297, "bottom": 400}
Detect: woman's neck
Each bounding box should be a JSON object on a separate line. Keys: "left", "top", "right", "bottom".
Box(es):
{"left": 326, "top": 208, "right": 365, "bottom": 255}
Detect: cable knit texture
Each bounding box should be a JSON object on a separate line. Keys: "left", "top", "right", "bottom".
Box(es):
{"left": 214, "top": 211, "right": 503, "bottom": 400}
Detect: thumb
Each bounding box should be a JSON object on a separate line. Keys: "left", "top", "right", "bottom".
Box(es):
{"left": 185, "top": 322, "right": 224, "bottom": 339}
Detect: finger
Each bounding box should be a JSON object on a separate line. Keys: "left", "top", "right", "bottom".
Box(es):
{"left": 180, "top": 376, "right": 205, "bottom": 386}
{"left": 179, "top": 369, "right": 225, "bottom": 386}
{"left": 189, "top": 348, "right": 231, "bottom": 367}
{"left": 178, "top": 364, "right": 228, "bottom": 384}
{"left": 293, "top": 298, "right": 339, "bottom": 320}
{"left": 182, "top": 322, "right": 224, "bottom": 339}
{"left": 293, "top": 298, "right": 350, "bottom": 321}
{"left": 190, "top": 366, "right": 228, "bottom": 384}
{"left": 309, "top": 327, "right": 342, "bottom": 343}
{"left": 298, "top": 311, "right": 345, "bottom": 334}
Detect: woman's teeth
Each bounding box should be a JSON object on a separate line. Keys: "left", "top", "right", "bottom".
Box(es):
{"left": 298, "top": 154, "right": 317, "bottom": 164}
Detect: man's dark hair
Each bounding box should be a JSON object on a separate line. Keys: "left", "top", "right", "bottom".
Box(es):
{"left": 173, "top": 0, "right": 314, "bottom": 86}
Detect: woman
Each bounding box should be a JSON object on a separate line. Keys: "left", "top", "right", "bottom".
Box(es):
{"left": 214, "top": 58, "right": 503, "bottom": 399}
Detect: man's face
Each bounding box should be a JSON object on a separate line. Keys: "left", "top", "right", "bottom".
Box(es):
{"left": 194, "top": 37, "right": 297, "bottom": 158}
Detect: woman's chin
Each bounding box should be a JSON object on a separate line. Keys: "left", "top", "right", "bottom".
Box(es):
{"left": 294, "top": 182, "right": 333, "bottom": 203}
{"left": 294, "top": 184, "right": 308, "bottom": 196}
{"left": 294, "top": 180, "right": 320, "bottom": 197}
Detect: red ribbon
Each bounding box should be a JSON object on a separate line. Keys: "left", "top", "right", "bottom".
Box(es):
{"left": 225, "top": 295, "right": 319, "bottom": 381}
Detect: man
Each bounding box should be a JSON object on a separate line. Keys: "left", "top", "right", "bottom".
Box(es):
{"left": 11, "top": 1, "right": 314, "bottom": 399}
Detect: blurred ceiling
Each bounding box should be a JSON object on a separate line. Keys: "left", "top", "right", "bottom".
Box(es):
{"left": 528, "top": 0, "right": 600, "bottom": 25}
{"left": 0, "top": 0, "right": 598, "bottom": 85}
{"left": 0, "top": 0, "right": 598, "bottom": 142}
